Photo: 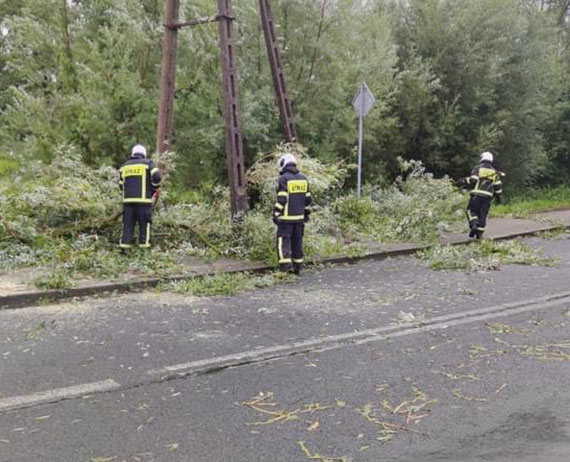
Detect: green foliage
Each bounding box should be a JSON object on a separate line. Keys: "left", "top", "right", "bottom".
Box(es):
{"left": 1, "top": 0, "right": 570, "bottom": 284}
{"left": 419, "top": 239, "right": 557, "bottom": 271}
{"left": 327, "top": 158, "right": 465, "bottom": 242}
{"left": 1, "top": 0, "right": 569, "bottom": 192}
{"left": 0, "top": 144, "right": 119, "bottom": 239}
{"left": 33, "top": 268, "right": 73, "bottom": 290}
{"left": 0, "top": 146, "right": 466, "bottom": 283}
{"left": 491, "top": 186, "right": 570, "bottom": 217}
{"left": 390, "top": 0, "right": 565, "bottom": 187}
{"left": 374, "top": 158, "right": 465, "bottom": 241}
{"left": 0, "top": 242, "right": 52, "bottom": 273}
{"left": 161, "top": 271, "right": 295, "bottom": 297}
{"left": 0, "top": 157, "right": 19, "bottom": 175}
{"left": 0, "top": 0, "right": 162, "bottom": 164}
{"left": 333, "top": 194, "right": 384, "bottom": 236}
{"left": 246, "top": 143, "right": 349, "bottom": 208}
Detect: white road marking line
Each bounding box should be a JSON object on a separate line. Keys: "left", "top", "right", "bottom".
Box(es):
{"left": 0, "top": 379, "right": 120, "bottom": 413}
{"left": 332, "top": 297, "right": 570, "bottom": 350}
{"left": 148, "top": 291, "right": 570, "bottom": 377}
{"left": 4, "top": 291, "right": 570, "bottom": 413}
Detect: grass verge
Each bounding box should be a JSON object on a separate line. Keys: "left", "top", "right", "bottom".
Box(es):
{"left": 32, "top": 268, "right": 74, "bottom": 290}
{"left": 491, "top": 186, "right": 570, "bottom": 218}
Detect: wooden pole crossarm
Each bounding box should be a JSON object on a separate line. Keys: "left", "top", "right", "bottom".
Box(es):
{"left": 165, "top": 14, "right": 235, "bottom": 29}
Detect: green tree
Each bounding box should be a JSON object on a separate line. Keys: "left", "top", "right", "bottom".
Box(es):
{"left": 390, "top": 0, "right": 563, "bottom": 188}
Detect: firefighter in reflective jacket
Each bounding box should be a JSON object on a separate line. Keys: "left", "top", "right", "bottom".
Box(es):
{"left": 463, "top": 151, "right": 503, "bottom": 239}
{"left": 119, "top": 144, "right": 161, "bottom": 249}
{"left": 273, "top": 154, "right": 312, "bottom": 274}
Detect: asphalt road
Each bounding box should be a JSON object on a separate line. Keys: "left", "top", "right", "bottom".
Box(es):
{"left": 2, "top": 236, "right": 570, "bottom": 461}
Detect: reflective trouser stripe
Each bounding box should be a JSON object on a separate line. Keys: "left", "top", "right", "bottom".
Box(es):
{"left": 278, "top": 237, "right": 284, "bottom": 261}
{"left": 277, "top": 237, "right": 292, "bottom": 264}
{"left": 293, "top": 258, "right": 304, "bottom": 263}
{"left": 119, "top": 243, "right": 133, "bottom": 249}
{"left": 123, "top": 198, "right": 154, "bottom": 204}
{"left": 139, "top": 223, "right": 151, "bottom": 248}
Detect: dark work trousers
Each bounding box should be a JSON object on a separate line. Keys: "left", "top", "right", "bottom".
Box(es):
{"left": 120, "top": 204, "right": 153, "bottom": 249}
{"left": 276, "top": 222, "right": 305, "bottom": 273}
{"left": 466, "top": 195, "right": 492, "bottom": 239}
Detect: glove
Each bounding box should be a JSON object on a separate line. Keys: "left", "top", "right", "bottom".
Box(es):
{"left": 495, "top": 195, "right": 502, "bottom": 204}
{"left": 304, "top": 213, "right": 310, "bottom": 223}
{"left": 273, "top": 214, "right": 280, "bottom": 225}
{"left": 152, "top": 189, "right": 161, "bottom": 208}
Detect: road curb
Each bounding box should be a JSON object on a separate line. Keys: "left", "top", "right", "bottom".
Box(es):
{"left": 0, "top": 222, "right": 566, "bottom": 310}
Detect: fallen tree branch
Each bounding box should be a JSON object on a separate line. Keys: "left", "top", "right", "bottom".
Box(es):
{"left": 162, "top": 221, "right": 223, "bottom": 256}
{"left": 32, "top": 206, "right": 224, "bottom": 257}
{"left": 49, "top": 208, "right": 123, "bottom": 238}
{"left": 0, "top": 218, "right": 33, "bottom": 244}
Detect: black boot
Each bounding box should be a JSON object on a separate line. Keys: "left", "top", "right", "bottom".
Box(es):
{"left": 293, "top": 263, "right": 302, "bottom": 276}
{"left": 279, "top": 263, "right": 292, "bottom": 273}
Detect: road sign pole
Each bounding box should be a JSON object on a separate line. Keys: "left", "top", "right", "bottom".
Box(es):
{"left": 352, "top": 82, "right": 375, "bottom": 198}
{"left": 357, "top": 87, "right": 364, "bottom": 197}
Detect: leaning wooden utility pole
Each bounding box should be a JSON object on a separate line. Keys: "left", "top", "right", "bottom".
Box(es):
{"left": 156, "top": 0, "right": 248, "bottom": 215}
{"left": 217, "top": 0, "right": 248, "bottom": 215}
{"left": 258, "top": 0, "right": 297, "bottom": 143}
{"left": 156, "top": 0, "right": 180, "bottom": 157}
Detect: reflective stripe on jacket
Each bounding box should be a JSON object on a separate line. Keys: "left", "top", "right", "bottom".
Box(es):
{"left": 273, "top": 166, "right": 312, "bottom": 223}
{"left": 119, "top": 156, "right": 161, "bottom": 204}
{"left": 466, "top": 162, "right": 502, "bottom": 199}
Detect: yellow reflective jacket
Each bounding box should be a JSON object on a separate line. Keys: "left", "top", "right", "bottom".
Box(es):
{"left": 119, "top": 156, "right": 161, "bottom": 204}
{"left": 466, "top": 162, "right": 503, "bottom": 199}
{"left": 273, "top": 166, "right": 312, "bottom": 223}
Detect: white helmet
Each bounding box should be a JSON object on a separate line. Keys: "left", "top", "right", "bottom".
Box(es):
{"left": 480, "top": 151, "right": 493, "bottom": 163}
{"left": 132, "top": 144, "right": 147, "bottom": 158}
{"left": 278, "top": 153, "right": 297, "bottom": 171}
